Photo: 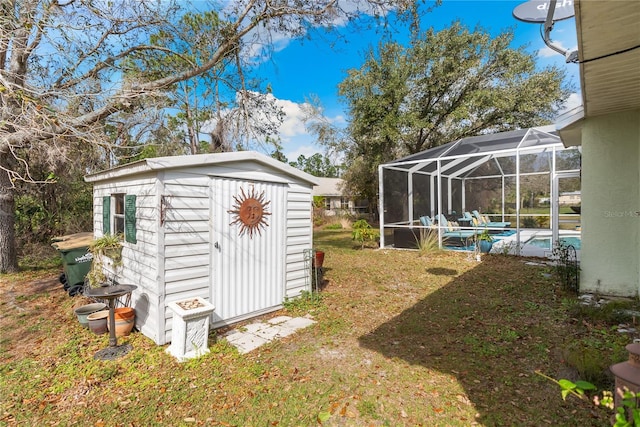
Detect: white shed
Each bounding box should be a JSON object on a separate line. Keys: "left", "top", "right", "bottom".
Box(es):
{"left": 84, "top": 151, "right": 318, "bottom": 345}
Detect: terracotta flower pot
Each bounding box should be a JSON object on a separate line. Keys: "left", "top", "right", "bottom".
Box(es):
{"left": 312, "top": 250, "right": 325, "bottom": 268}
{"left": 107, "top": 307, "right": 135, "bottom": 337}
{"left": 87, "top": 310, "right": 109, "bottom": 335}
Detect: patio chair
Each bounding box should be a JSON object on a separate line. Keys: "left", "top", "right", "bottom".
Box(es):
{"left": 471, "top": 210, "right": 511, "bottom": 229}
{"left": 457, "top": 211, "right": 474, "bottom": 227}
{"left": 458, "top": 211, "right": 473, "bottom": 221}
{"left": 419, "top": 215, "right": 436, "bottom": 227}
{"left": 435, "top": 214, "right": 481, "bottom": 246}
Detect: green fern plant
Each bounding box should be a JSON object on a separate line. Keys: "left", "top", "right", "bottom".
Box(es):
{"left": 87, "top": 234, "right": 123, "bottom": 287}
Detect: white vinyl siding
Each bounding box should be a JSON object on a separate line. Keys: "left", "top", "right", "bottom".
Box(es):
{"left": 92, "top": 175, "right": 161, "bottom": 343}
{"left": 285, "top": 183, "right": 314, "bottom": 297}
{"left": 160, "top": 177, "right": 211, "bottom": 343}
{"left": 87, "top": 152, "right": 316, "bottom": 345}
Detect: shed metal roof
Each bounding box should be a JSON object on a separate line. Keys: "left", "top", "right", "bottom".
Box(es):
{"left": 85, "top": 151, "right": 319, "bottom": 185}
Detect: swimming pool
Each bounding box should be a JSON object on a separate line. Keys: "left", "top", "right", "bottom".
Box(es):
{"left": 490, "top": 230, "right": 581, "bottom": 260}
{"left": 526, "top": 235, "right": 581, "bottom": 250}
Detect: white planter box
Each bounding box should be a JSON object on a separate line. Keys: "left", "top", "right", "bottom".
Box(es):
{"left": 166, "top": 297, "right": 215, "bottom": 362}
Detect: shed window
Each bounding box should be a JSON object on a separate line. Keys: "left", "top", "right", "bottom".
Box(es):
{"left": 340, "top": 197, "right": 349, "bottom": 210}
{"left": 114, "top": 194, "right": 125, "bottom": 235}
{"left": 103, "top": 194, "right": 137, "bottom": 244}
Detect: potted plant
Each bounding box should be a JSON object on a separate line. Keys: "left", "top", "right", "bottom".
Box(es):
{"left": 467, "top": 229, "right": 493, "bottom": 261}
{"left": 475, "top": 229, "right": 494, "bottom": 254}
{"left": 86, "top": 234, "right": 123, "bottom": 288}
{"left": 312, "top": 250, "right": 325, "bottom": 269}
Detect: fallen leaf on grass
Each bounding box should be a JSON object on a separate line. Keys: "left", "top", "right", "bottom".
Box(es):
{"left": 317, "top": 411, "right": 331, "bottom": 423}
{"left": 340, "top": 403, "right": 348, "bottom": 417}
{"left": 456, "top": 394, "right": 471, "bottom": 405}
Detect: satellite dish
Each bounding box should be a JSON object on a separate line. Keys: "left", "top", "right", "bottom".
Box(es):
{"left": 513, "top": 0, "right": 575, "bottom": 23}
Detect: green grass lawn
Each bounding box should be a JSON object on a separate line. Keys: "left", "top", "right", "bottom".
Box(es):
{"left": 0, "top": 229, "right": 631, "bottom": 426}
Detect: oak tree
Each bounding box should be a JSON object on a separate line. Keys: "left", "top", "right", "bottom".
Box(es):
{"left": 0, "top": 0, "right": 421, "bottom": 271}
{"left": 327, "top": 22, "right": 571, "bottom": 213}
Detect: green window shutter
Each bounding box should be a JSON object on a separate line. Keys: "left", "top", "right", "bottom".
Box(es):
{"left": 102, "top": 196, "right": 111, "bottom": 234}
{"left": 124, "top": 195, "right": 137, "bottom": 244}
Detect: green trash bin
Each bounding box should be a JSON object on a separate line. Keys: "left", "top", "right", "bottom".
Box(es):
{"left": 51, "top": 232, "right": 94, "bottom": 293}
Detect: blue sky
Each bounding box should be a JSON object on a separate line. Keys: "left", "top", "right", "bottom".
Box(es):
{"left": 252, "top": 1, "right": 580, "bottom": 161}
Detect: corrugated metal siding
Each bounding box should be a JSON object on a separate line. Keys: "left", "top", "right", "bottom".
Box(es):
{"left": 285, "top": 183, "right": 313, "bottom": 298}
{"left": 211, "top": 178, "right": 286, "bottom": 325}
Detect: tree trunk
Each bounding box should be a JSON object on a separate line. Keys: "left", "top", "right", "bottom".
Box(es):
{"left": 0, "top": 150, "right": 18, "bottom": 273}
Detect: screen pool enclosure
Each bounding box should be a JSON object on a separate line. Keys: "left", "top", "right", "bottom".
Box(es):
{"left": 378, "top": 125, "right": 581, "bottom": 254}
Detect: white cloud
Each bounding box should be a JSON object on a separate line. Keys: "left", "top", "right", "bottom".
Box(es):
{"left": 564, "top": 92, "right": 582, "bottom": 111}
{"left": 276, "top": 98, "right": 310, "bottom": 139}
{"left": 200, "top": 90, "right": 342, "bottom": 160}
{"left": 273, "top": 95, "right": 345, "bottom": 142}
{"left": 285, "top": 144, "right": 320, "bottom": 161}
{"left": 270, "top": 96, "right": 351, "bottom": 161}
{"left": 556, "top": 92, "right": 582, "bottom": 116}
{"left": 538, "top": 45, "right": 561, "bottom": 58}
{"left": 537, "top": 37, "right": 578, "bottom": 59}
{"left": 273, "top": 98, "right": 324, "bottom": 159}
{"left": 330, "top": 114, "right": 347, "bottom": 126}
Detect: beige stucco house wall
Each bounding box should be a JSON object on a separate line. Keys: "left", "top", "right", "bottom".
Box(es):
{"left": 579, "top": 110, "right": 640, "bottom": 296}
{"left": 556, "top": 0, "right": 639, "bottom": 297}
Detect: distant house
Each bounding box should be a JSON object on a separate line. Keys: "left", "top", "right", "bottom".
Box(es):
{"left": 559, "top": 191, "right": 581, "bottom": 206}
{"left": 312, "top": 177, "right": 368, "bottom": 216}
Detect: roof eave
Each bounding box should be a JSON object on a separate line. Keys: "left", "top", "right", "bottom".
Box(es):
{"left": 84, "top": 159, "right": 152, "bottom": 183}
{"left": 556, "top": 106, "right": 585, "bottom": 147}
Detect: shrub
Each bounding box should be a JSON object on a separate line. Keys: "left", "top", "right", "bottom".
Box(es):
{"left": 536, "top": 215, "right": 550, "bottom": 228}
{"left": 552, "top": 241, "right": 580, "bottom": 294}
{"left": 351, "top": 219, "right": 379, "bottom": 249}
{"left": 415, "top": 229, "right": 442, "bottom": 255}
{"left": 538, "top": 372, "right": 640, "bottom": 426}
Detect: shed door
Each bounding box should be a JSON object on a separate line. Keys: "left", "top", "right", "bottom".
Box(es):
{"left": 210, "top": 178, "right": 287, "bottom": 324}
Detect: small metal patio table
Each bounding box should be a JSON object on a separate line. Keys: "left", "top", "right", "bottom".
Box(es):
{"left": 85, "top": 284, "right": 137, "bottom": 360}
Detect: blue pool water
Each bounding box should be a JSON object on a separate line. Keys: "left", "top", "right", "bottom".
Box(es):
{"left": 526, "top": 236, "right": 581, "bottom": 250}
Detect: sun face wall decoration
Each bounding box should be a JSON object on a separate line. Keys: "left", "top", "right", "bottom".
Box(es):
{"left": 228, "top": 186, "right": 271, "bottom": 238}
